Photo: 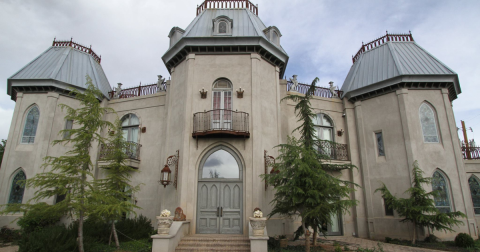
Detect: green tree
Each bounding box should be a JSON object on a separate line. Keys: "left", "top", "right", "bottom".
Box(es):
{"left": 376, "top": 161, "right": 466, "bottom": 244}
{"left": 7, "top": 76, "right": 114, "bottom": 252}
{"left": 262, "top": 78, "right": 357, "bottom": 252}
{"left": 0, "top": 139, "right": 6, "bottom": 167}
{"left": 93, "top": 119, "right": 141, "bottom": 248}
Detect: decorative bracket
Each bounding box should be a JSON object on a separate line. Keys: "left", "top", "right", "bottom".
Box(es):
{"left": 264, "top": 150, "right": 275, "bottom": 191}
{"left": 166, "top": 150, "right": 180, "bottom": 189}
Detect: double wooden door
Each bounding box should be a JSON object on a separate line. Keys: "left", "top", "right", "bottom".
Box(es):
{"left": 196, "top": 181, "right": 242, "bottom": 234}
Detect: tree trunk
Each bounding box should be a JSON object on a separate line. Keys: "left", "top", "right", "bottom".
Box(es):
{"left": 78, "top": 210, "right": 84, "bottom": 252}
{"left": 112, "top": 222, "right": 120, "bottom": 248}
{"left": 412, "top": 221, "right": 416, "bottom": 245}
{"left": 303, "top": 221, "right": 310, "bottom": 252}
{"left": 312, "top": 229, "right": 317, "bottom": 246}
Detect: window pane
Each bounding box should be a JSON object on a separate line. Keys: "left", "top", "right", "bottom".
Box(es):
{"left": 469, "top": 177, "right": 480, "bottom": 214}
{"left": 202, "top": 150, "right": 239, "bottom": 179}
{"left": 384, "top": 198, "right": 394, "bottom": 216}
{"left": 64, "top": 119, "right": 73, "bottom": 139}
{"left": 432, "top": 171, "right": 451, "bottom": 212}
{"left": 219, "top": 22, "right": 227, "bottom": 33}
{"left": 55, "top": 194, "right": 66, "bottom": 204}
{"left": 129, "top": 114, "right": 139, "bottom": 125}
{"left": 22, "top": 107, "right": 39, "bottom": 144}
{"left": 376, "top": 132, "right": 385, "bottom": 156}
{"left": 322, "top": 115, "right": 333, "bottom": 127}
{"left": 9, "top": 171, "right": 26, "bottom": 204}
{"left": 420, "top": 104, "right": 439, "bottom": 143}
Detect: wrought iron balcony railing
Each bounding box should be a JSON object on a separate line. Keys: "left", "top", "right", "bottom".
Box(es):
{"left": 318, "top": 140, "right": 349, "bottom": 161}
{"left": 462, "top": 146, "right": 480, "bottom": 160}
{"left": 99, "top": 141, "right": 142, "bottom": 160}
{"left": 193, "top": 109, "right": 250, "bottom": 138}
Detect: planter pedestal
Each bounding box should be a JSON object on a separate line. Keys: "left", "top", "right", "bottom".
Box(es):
{"left": 156, "top": 216, "right": 174, "bottom": 235}
{"left": 249, "top": 217, "right": 267, "bottom": 236}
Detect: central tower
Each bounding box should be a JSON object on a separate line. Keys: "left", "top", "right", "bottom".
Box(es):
{"left": 160, "top": 0, "right": 289, "bottom": 235}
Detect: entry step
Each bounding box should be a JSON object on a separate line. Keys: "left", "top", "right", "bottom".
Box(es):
{"left": 176, "top": 235, "right": 250, "bottom": 252}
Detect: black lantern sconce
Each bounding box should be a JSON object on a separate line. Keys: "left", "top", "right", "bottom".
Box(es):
{"left": 337, "top": 129, "right": 344, "bottom": 136}
{"left": 160, "top": 165, "right": 172, "bottom": 188}
{"left": 160, "top": 150, "right": 180, "bottom": 189}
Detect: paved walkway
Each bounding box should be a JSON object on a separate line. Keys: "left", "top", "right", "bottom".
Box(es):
{"left": 325, "top": 236, "right": 443, "bottom": 252}
{"left": 0, "top": 245, "right": 18, "bottom": 252}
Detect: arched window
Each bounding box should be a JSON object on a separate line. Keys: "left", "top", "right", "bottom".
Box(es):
{"left": 313, "top": 113, "right": 334, "bottom": 141}
{"left": 219, "top": 22, "right": 227, "bottom": 33}
{"left": 8, "top": 170, "right": 26, "bottom": 204}
{"left": 21, "top": 106, "right": 40, "bottom": 143}
{"left": 212, "top": 79, "right": 233, "bottom": 129}
{"left": 419, "top": 103, "right": 439, "bottom": 143}
{"left": 121, "top": 114, "right": 139, "bottom": 159}
{"left": 468, "top": 176, "right": 480, "bottom": 214}
{"left": 432, "top": 171, "right": 452, "bottom": 213}
{"left": 201, "top": 149, "right": 240, "bottom": 179}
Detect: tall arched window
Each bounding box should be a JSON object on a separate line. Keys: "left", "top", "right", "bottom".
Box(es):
{"left": 21, "top": 106, "right": 40, "bottom": 143}
{"left": 212, "top": 79, "right": 233, "bottom": 129}
{"left": 313, "top": 113, "right": 334, "bottom": 141}
{"left": 121, "top": 114, "right": 139, "bottom": 159}
{"left": 419, "top": 103, "right": 439, "bottom": 143}
{"left": 469, "top": 176, "right": 480, "bottom": 214}
{"left": 432, "top": 171, "right": 452, "bottom": 213}
{"left": 8, "top": 170, "right": 26, "bottom": 204}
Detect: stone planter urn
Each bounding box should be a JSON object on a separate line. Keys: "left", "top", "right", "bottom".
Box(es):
{"left": 249, "top": 217, "right": 267, "bottom": 236}
{"left": 156, "top": 216, "right": 174, "bottom": 234}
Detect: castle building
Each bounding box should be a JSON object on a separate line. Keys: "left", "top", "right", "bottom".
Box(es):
{"left": 1, "top": 0, "right": 480, "bottom": 243}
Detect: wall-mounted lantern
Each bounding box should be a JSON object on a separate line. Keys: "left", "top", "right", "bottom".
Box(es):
{"left": 160, "top": 165, "right": 172, "bottom": 188}
{"left": 337, "top": 129, "right": 344, "bottom": 137}
{"left": 141, "top": 127, "right": 146, "bottom": 133}
{"left": 237, "top": 87, "right": 244, "bottom": 98}
{"left": 199, "top": 88, "right": 208, "bottom": 99}
{"left": 270, "top": 167, "right": 280, "bottom": 174}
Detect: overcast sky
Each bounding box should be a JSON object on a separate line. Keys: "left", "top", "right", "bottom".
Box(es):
{"left": 1, "top": 0, "right": 479, "bottom": 144}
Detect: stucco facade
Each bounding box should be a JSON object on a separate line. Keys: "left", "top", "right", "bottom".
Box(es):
{"left": 2, "top": 1, "right": 480, "bottom": 243}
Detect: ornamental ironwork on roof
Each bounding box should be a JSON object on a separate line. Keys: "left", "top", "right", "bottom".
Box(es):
{"left": 341, "top": 32, "right": 461, "bottom": 102}
{"left": 7, "top": 38, "right": 112, "bottom": 100}
{"left": 196, "top": 0, "right": 258, "bottom": 16}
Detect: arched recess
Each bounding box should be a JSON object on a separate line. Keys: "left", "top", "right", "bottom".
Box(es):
{"left": 21, "top": 105, "right": 40, "bottom": 144}
{"left": 432, "top": 169, "right": 452, "bottom": 213}
{"left": 468, "top": 175, "right": 480, "bottom": 214}
{"left": 196, "top": 145, "right": 243, "bottom": 234}
{"left": 419, "top": 102, "right": 440, "bottom": 143}
{"left": 8, "top": 168, "right": 26, "bottom": 204}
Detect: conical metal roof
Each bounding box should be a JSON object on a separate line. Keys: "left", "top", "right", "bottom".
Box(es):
{"left": 341, "top": 33, "right": 460, "bottom": 102}
{"left": 7, "top": 40, "right": 112, "bottom": 100}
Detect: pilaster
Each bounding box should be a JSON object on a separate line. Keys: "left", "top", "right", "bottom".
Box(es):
{"left": 395, "top": 89, "right": 414, "bottom": 181}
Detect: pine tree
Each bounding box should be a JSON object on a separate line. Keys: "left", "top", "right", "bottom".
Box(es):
{"left": 263, "top": 78, "right": 357, "bottom": 252}
{"left": 93, "top": 119, "right": 141, "bottom": 248}
{"left": 376, "top": 161, "right": 466, "bottom": 244}
{"left": 7, "top": 76, "right": 114, "bottom": 252}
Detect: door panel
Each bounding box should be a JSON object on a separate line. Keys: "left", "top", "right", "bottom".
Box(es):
{"left": 220, "top": 182, "right": 242, "bottom": 234}
{"left": 196, "top": 181, "right": 242, "bottom": 234}
{"left": 197, "top": 182, "right": 220, "bottom": 234}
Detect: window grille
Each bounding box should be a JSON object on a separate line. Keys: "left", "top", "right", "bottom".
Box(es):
{"left": 8, "top": 170, "right": 26, "bottom": 204}
{"left": 22, "top": 106, "right": 40, "bottom": 144}
{"left": 469, "top": 176, "right": 480, "bottom": 214}
{"left": 419, "top": 103, "right": 439, "bottom": 143}
{"left": 432, "top": 171, "right": 451, "bottom": 213}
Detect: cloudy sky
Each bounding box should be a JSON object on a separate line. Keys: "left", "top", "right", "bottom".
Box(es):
{"left": 1, "top": 0, "right": 479, "bottom": 144}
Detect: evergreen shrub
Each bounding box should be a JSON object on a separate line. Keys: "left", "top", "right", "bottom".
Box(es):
{"left": 17, "top": 203, "right": 62, "bottom": 233}
{"left": 18, "top": 225, "right": 76, "bottom": 252}
{"left": 454, "top": 233, "right": 474, "bottom": 248}
{"left": 115, "top": 215, "right": 153, "bottom": 241}
{"left": 424, "top": 234, "right": 438, "bottom": 243}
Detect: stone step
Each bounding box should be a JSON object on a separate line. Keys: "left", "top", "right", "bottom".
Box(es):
{"left": 176, "top": 235, "right": 251, "bottom": 252}
{"left": 175, "top": 247, "right": 250, "bottom": 252}
{"left": 178, "top": 241, "right": 250, "bottom": 247}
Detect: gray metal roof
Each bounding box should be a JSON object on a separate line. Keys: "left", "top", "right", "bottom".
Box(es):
{"left": 341, "top": 41, "right": 460, "bottom": 101}
{"left": 8, "top": 46, "right": 112, "bottom": 99}
{"left": 162, "top": 8, "right": 289, "bottom": 77}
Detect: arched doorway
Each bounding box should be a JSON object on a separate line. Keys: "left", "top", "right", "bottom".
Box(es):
{"left": 196, "top": 146, "right": 243, "bottom": 234}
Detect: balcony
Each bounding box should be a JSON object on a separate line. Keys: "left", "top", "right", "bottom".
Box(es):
{"left": 462, "top": 146, "right": 480, "bottom": 160}
{"left": 192, "top": 109, "right": 250, "bottom": 138}
{"left": 98, "top": 141, "right": 142, "bottom": 169}
{"left": 318, "top": 140, "right": 349, "bottom": 161}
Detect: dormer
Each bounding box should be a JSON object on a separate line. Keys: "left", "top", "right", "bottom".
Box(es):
{"left": 263, "top": 26, "right": 282, "bottom": 46}
{"left": 212, "top": 15, "right": 233, "bottom": 36}
{"left": 168, "top": 27, "right": 185, "bottom": 48}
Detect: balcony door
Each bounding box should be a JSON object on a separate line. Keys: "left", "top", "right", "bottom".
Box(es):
{"left": 121, "top": 114, "right": 139, "bottom": 159}
{"left": 314, "top": 113, "right": 334, "bottom": 157}
{"left": 212, "top": 79, "right": 232, "bottom": 130}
